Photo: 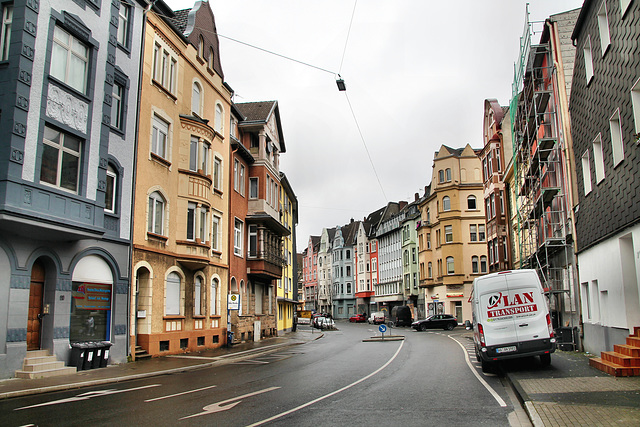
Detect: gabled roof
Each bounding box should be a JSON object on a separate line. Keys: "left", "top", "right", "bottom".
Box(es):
{"left": 364, "top": 205, "right": 386, "bottom": 238}
{"left": 236, "top": 101, "right": 286, "bottom": 153}
{"left": 340, "top": 220, "right": 361, "bottom": 246}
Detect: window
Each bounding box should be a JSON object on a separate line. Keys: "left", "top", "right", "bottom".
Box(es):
{"left": 467, "top": 195, "right": 476, "bottom": 210}
{"left": 500, "top": 190, "right": 505, "bottom": 215}
{"left": 249, "top": 177, "right": 258, "bottom": 198}
{"left": 239, "top": 164, "right": 245, "bottom": 196}
{"left": 490, "top": 194, "right": 496, "bottom": 218}
{"left": 51, "top": 26, "right": 89, "bottom": 94}
{"left": 40, "top": 125, "right": 82, "bottom": 193}
{"left": 111, "top": 82, "right": 124, "bottom": 130}
{"left": 1, "top": 4, "right": 12, "bottom": 61}
{"left": 581, "top": 150, "right": 592, "bottom": 195}
{"left": 165, "top": 272, "right": 181, "bottom": 315}
{"left": 584, "top": 35, "right": 594, "bottom": 84}
{"left": 632, "top": 77, "right": 640, "bottom": 137}
{"left": 609, "top": 109, "right": 624, "bottom": 166}
{"left": 213, "top": 157, "right": 222, "bottom": 191}
{"left": 208, "top": 47, "right": 214, "bottom": 69}
{"left": 445, "top": 168, "right": 451, "bottom": 182}
{"left": 189, "top": 136, "right": 199, "bottom": 172}
{"left": 597, "top": 1, "right": 611, "bottom": 55}
{"left": 148, "top": 191, "right": 165, "bottom": 235}
{"left": 412, "top": 247, "right": 416, "bottom": 263}
{"left": 495, "top": 149, "right": 501, "bottom": 172}
{"left": 593, "top": 133, "right": 605, "bottom": 183}
{"left": 428, "top": 262, "right": 432, "bottom": 278}
{"left": 197, "top": 35, "right": 204, "bottom": 58}
{"left": 105, "top": 164, "right": 117, "bottom": 214}
{"left": 479, "top": 224, "right": 486, "bottom": 241}
{"left": 480, "top": 255, "right": 487, "bottom": 273}
{"left": 427, "top": 233, "right": 431, "bottom": 249}
{"left": 212, "top": 215, "right": 220, "bottom": 251}
{"left": 192, "top": 82, "right": 201, "bottom": 116}
{"left": 445, "top": 225, "right": 453, "bottom": 243}
{"left": 438, "top": 170, "right": 444, "bottom": 183}
{"left": 472, "top": 256, "right": 479, "bottom": 273}
{"left": 233, "top": 159, "right": 245, "bottom": 195}
{"left": 210, "top": 278, "right": 218, "bottom": 315}
{"left": 442, "top": 196, "right": 450, "bottom": 211}
{"left": 153, "top": 42, "right": 177, "bottom": 93}
{"left": 199, "top": 206, "right": 208, "bottom": 242}
{"left": 248, "top": 225, "right": 257, "bottom": 257}
{"left": 446, "top": 256, "right": 454, "bottom": 275}
{"left": 470, "top": 225, "right": 477, "bottom": 242}
{"left": 234, "top": 219, "right": 243, "bottom": 256}
{"left": 152, "top": 115, "right": 169, "bottom": 159}
{"left": 194, "top": 276, "right": 202, "bottom": 316}
{"left": 215, "top": 103, "right": 223, "bottom": 132}
{"left": 117, "top": 2, "right": 130, "bottom": 47}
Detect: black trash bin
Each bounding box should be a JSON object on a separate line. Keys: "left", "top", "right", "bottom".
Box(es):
{"left": 69, "top": 342, "right": 88, "bottom": 371}
{"left": 92, "top": 342, "right": 105, "bottom": 369}
{"left": 99, "top": 342, "right": 112, "bottom": 368}
{"left": 82, "top": 342, "right": 98, "bottom": 370}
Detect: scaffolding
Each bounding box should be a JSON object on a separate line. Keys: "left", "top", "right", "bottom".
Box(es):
{"left": 510, "top": 9, "right": 580, "bottom": 350}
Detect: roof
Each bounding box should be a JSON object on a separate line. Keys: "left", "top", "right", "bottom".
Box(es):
{"left": 235, "top": 101, "right": 278, "bottom": 123}
{"left": 170, "top": 8, "right": 190, "bottom": 33}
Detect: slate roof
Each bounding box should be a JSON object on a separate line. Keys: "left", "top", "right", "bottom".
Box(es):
{"left": 341, "top": 220, "right": 361, "bottom": 246}
{"left": 169, "top": 8, "right": 190, "bottom": 34}
{"left": 235, "top": 101, "right": 278, "bottom": 123}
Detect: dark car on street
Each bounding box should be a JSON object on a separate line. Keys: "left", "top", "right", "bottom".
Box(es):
{"left": 412, "top": 314, "right": 458, "bottom": 331}
{"left": 349, "top": 313, "right": 367, "bottom": 323}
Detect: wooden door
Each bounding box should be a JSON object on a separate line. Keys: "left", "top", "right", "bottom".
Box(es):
{"left": 27, "top": 261, "right": 45, "bottom": 351}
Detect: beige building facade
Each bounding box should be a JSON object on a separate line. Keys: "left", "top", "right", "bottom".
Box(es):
{"left": 130, "top": 2, "right": 231, "bottom": 357}
{"left": 418, "top": 145, "right": 487, "bottom": 323}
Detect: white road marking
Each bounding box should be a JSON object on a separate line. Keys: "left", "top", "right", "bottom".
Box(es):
{"left": 246, "top": 340, "right": 405, "bottom": 427}
{"left": 14, "top": 384, "right": 161, "bottom": 410}
{"left": 144, "top": 384, "right": 217, "bottom": 402}
{"left": 179, "top": 387, "right": 280, "bottom": 419}
{"left": 448, "top": 336, "right": 506, "bottom": 407}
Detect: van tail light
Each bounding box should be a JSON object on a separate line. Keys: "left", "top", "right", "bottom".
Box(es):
{"left": 478, "top": 323, "right": 486, "bottom": 347}
{"left": 546, "top": 314, "right": 554, "bottom": 338}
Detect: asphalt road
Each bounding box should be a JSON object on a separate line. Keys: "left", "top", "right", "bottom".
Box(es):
{"left": 1, "top": 322, "right": 529, "bottom": 426}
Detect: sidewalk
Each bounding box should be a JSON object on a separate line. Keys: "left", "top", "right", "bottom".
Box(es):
{"left": 0, "top": 329, "right": 322, "bottom": 400}
{"left": 504, "top": 350, "right": 640, "bottom": 426}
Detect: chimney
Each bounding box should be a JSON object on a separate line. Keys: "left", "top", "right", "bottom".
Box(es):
{"left": 350, "top": 218, "right": 354, "bottom": 223}
{"left": 415, "top": 193, "right": 419, "bottom": 202}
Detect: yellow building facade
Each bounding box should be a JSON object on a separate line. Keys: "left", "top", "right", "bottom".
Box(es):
{"left": 278, "top": 173, "right": 298, "bottom": 332}
{"left": 418, "top": 145, "right": 487, "bottom": 323}
{"left": 130, "top": 2, "right": 231, "bottom": 357}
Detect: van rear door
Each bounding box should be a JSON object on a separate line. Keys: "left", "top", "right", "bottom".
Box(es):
{"left": 505, "top": 270, "right": 549, "bottom": 343}
{"left": 477, "top": 274, "right": 517, "bottom": 348}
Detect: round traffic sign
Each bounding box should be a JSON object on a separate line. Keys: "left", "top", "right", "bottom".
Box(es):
{"left": 379, "top": 324, "right": 387, "bottom": 333}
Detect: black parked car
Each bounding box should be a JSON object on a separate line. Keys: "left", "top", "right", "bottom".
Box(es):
{"left": 412, "top": 314, "right": 458, "bottom": 331}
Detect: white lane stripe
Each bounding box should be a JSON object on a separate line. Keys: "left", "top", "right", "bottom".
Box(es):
{"left": 144, "top": 384, "right": 217, "bottom": 402}
{"left": 449, "top": 336, "right": 506, "bottom": 407}
{"left": 246, "top": 340, "right": 405, "bottom": 427}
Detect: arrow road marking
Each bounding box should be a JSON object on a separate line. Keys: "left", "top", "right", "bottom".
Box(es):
{"left": 144, "top": 384, "right": 218, "bottom": 402}
{"left": 179, "top": 386, "right": 280, "bottom": 420}
{"left": 14, "top": 384, "right": 161, "bottom": 411}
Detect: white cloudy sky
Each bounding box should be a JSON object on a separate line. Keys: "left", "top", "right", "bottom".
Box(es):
{"left": 165, "top": 0, "right": 583, "bottom": 252}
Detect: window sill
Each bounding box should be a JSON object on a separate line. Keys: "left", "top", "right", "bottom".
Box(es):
{"left": 151, "top": 152, "right": 171, "bottom": 168}
{"left": 163, "top": 315, "right": 185, "bottom": 320}
{"left": 152, "top": 79, "right": 177, "bottom": 101}
{"left": 193, "top": 315, "right": 206, "bottom": 319}
{"left": 176, "top": 239, "right": 210, "bottom": 249}
{"left": 213, "top": 188, "right": 223, "bottom": 196}
{"left": 147, "top": 232, "right": 168, "bottom": 242}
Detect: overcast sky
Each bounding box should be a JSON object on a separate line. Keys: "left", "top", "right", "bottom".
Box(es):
{"left": 165, "top": 0, "right": 583, "bottom": 252}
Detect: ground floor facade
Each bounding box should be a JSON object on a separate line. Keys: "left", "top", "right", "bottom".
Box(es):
{"left": 577, "top": 223, "right": 640, "bottom": 355}
{"left": 332, "top": 297, "right": 356, "bottom": 319}
{"left": 423, "top": 282, "right": 471, "bottom": 324}
{"left": 131, "top": 248, "right": 228, "bottom": 357}
{"left": 0, "top": 231, "right": 129, "bottom": 379}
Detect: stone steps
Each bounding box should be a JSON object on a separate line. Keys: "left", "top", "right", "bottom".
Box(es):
{"left": 135, "top": 345, "right": 152, "bottom": 360}
{"left": 590, "top": 327, "right": 640, "bottom": 377}
{"left": 15, "top": 350, "right": 77, "bottom": 379}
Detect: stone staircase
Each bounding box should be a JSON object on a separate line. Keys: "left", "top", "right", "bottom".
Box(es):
{"left": 15, "top": 350, "right": 77, "bottom": 379}
{"left": 134, "top": 345, "right": 152, "bottom": 360}
{"left": 589, "top": 327, "right": 640, "bottom": 377}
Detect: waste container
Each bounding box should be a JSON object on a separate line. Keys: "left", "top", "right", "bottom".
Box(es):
{"left": 99, "top": 342, "right": 112, "bottom": 368}
{"left": 557, "top": 327, "right": 577, "bottom": 351}
{"left": 227, "top": 330, "right": 234, "bottom": 347}
{"left": 69, "top": 342, "right": 88, "bottom": 371}
{"left": 82, "top": 342, "right": 98, "bottom": 370}
{"left": 92, "top": 342, "right": 104, "bottom": 369}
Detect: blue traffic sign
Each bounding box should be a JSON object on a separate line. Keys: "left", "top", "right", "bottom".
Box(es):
{"left": 379, "top": 324, "right": 387, "bottom": 333}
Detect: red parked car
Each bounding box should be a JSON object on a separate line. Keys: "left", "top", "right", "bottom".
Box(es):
{"left": 349, "top": 313, "right": 367, "bottom": 323}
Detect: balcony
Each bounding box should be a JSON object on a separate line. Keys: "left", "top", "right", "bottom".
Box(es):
{"left": 247, "top": 249, "right": 285, "bottom": 281}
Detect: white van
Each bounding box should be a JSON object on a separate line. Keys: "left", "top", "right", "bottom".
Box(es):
{"left": 471, "top": 269, "right": 556, "bottom": 372}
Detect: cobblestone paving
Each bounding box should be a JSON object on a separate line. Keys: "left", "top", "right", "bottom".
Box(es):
{"left": 533, "top": 402, "right": 640, "bottom": 426}
{"left": 520, "top": 377, "right": 640, "bottom": 394}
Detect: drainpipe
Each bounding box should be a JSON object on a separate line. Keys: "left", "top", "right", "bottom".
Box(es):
{"left": 227, "top": 145, "right": 239, "bottom": 343}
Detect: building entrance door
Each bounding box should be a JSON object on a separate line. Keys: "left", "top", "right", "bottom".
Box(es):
{"left": 28, "top": 261, "right": 45, "bottom": 351}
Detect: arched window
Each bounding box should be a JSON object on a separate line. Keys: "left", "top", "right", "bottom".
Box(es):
{"left": 428, "top": 262, "right": 432, "bottom": 278}
{"left": 445, "top": 168, "right": 452, "bottom": 182}
{"left": 210, "top": 278, "right": 218, "bottom": 315}
{"left": 215, "top": 103, "right": 223, "bottom": 132}
{"left": 208, "top": 47, "right": 214, "bottom": 69}
{"left": 194, "top": 276, "right": 202, "bottom": 316}
{"left": 467, "top": 195, "right": 477, "bottom": 210}
{"left": 240, "top": 280, "right": 245, "bottom": 315}
{"left": 192, "top": 82, "right": 201, "bottom": 116}
{"left": 480, "top": 256, "right": 487, "bottom": 273}
{"left": 105, "top": 164, "right": 117, "bottom": 214}
{"left": 165, "top": 272, "right": 181, "bottom": 315}
{"left": 438, "top": 170, "right": 444, "bottom": 183}
{"left": 148, "top": 191, "right": 165, "bottom": 235}
{"left": 472, "top": 256, "right": 479, "bottom": 273}
{"left": 442, "top": 196, "right": 451, "bottom": 211}
{"left": 446, "top": 256, "right": 454, "bottom": 275}
{"left": 198, "top": 35, "right": 204, "bottom": 58}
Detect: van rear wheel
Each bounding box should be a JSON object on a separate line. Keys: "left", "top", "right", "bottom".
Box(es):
{"left": 540, "top": 354, "right": 551, "bottom": 366}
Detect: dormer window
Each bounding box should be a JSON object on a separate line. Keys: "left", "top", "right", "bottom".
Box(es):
{"left": 198, "top": 35, "right": 204, "bottom": 58}
{"left": 208, "top": 47, "right": 214, "bottom": 69}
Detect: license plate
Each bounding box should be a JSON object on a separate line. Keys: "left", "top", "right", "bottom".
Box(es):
{"left": 496, "top": 346, "right": 517, "bottom": 354}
